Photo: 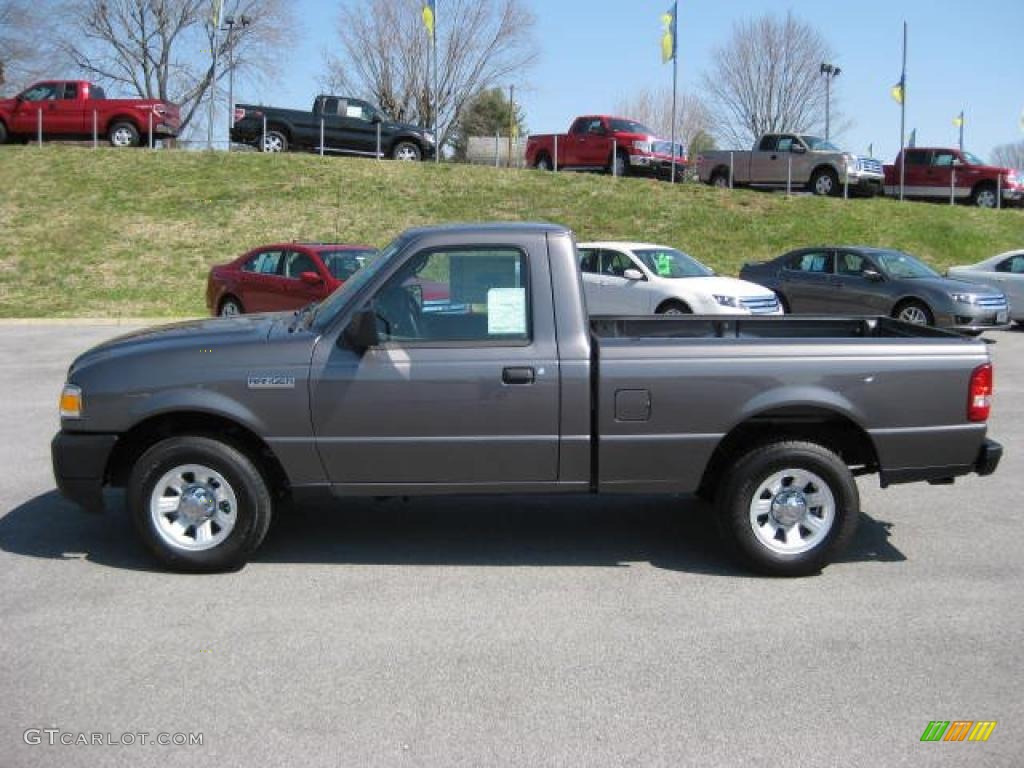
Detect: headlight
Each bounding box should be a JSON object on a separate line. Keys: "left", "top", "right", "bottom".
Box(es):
{"left": 60, "top": 384, "right": 83, "bottom": 419}
{"left": 713, "top": 295, "right": 740, "bottom": 308}
{"left": 950, "top": 293, "right": 978, "bottom": 305}
{"left": 633, "top": 140, "right": 652, "bottom": 153}
{"left": 845, "top": 154, "right": 859, "bottom": 170}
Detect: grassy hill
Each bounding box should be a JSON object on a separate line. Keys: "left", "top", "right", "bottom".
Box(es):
{"left": 0, "top": 145, "right": 1021, "bottom": 317}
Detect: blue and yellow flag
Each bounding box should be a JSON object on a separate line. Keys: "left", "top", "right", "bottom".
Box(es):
{"left": 953, "top": 112, "right": 964, "bottom": 128}
{"left": 422, "top": 0, "right": 436, "bottom": 38}
{"left": 890, "top": 79, "right": 904, "bottom": 105}
{"left": 661, "top": 3, "right": 677, "bottom": 64}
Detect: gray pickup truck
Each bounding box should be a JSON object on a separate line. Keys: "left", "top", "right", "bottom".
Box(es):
{"left": 52, "top": 223, "right": 1002, "bottom": 576}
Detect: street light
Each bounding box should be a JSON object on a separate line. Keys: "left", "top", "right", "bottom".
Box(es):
{"left": 222, "top": 14, "right": 252, "bottom": 151}
{"left": 820, "top": 62, "right": 841, "bottom": 142}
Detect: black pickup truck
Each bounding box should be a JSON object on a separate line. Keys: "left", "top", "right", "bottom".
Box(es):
{"left": 230, "top": 94, "right": 436, "bottom": 161}
{"left": 52, "top": 223, "right": 1001, "bottom": 576}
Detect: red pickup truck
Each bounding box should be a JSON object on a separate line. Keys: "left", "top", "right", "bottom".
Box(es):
{"left": 883, "top": 147, "right": 1023, "bottom": 208}
{"left": 526, "top": 115, "right": 686, "bottom": 180}
{"left": 0, "top": 80, "right": 181, "bottom": 147}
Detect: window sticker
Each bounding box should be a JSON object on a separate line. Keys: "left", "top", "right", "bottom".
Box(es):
{"left": 655, "top": 253, "right": 673, "bottom": 277}
{"left": 487, "top": 287, "right": 526, "bottom": 335}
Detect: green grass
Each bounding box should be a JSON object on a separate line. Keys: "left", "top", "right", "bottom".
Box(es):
{"left": 0, "top": 145, "right": 1021, "bottom": 317}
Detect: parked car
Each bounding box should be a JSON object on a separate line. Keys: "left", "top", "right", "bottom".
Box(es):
{"left": 526, "top": 115, "right": 686, "bottom": 179}
{"left": 947, "top": 250, "right": 1024, "bottom": 321}
{"left": 883, "top": 148, "right": 1024, "bottom": 208}
{"left": 740, "top": 246, "right": 1010, "bottom": 334}
{"left": 697, "top": 134, "right": 884, "bottom": 196}
{"left": 577, "top": 242, "right": 782, "bottom": 316}
{"left": 230, "top": 94, "right": 435, "bottom": 160}
{"left": 0, "top": 80, "right": 180, "bottom": 146}
{"left": 54, "top": 223, "right": 1002, "bottom": 577}
{"left": 206, "top": 243, "right": 378, "bottom": 316}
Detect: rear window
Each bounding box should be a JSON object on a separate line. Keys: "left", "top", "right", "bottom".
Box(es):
{"left": 785, "top": 251, "right": 833, "bottom": 274}
{"left": 243, "top": 251, "right": 283, "bottom": 275}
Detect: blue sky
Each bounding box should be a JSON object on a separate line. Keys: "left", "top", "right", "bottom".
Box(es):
{"left": 258, "top": 0, "right": 1024, "bottom": 160}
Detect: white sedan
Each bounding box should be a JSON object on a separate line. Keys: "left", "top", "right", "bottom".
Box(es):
{"left": 947, "top": 249, "right": 1024, "bottom": 321}
{"left": 577, "top": 241, "right": 783, "bottom": 316}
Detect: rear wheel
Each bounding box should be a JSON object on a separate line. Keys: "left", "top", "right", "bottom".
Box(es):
{"left": 128, "top": 436, "right": 273, "bottom": 572}
{"left": 534, "top": 153, "right": 553, "bottom": 171}
{"left": 657, "top": 300, "right": 691, "bottom": 315}
{"left": 109, "top": 121, "right": 140, "bottom": 148}
{"left": 261, "top": 130, "right": 287, "bottom": 152}
{"left": 711, "top": 171, "right": 730, "bottom": 189}
{"left": 893, "top": 299, "right": 934, "bottom": 326}
{"left": 715, "top": 440, "right": 860, "bottom": 576}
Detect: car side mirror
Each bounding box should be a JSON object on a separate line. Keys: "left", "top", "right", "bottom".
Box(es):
{"left": 300, "top": 271, "right": 323, "bottom": 286}
{"left": 623, "top": 268, "right": 644, "bottom": 281}
{"left": 791, "top": 144, "right": 807, "bottom": 154}
{"left": 343, "top": 308, "right": 380, "bottom": 352}
{"left": 862, "top": 268, "right": 884, "bottom": 282}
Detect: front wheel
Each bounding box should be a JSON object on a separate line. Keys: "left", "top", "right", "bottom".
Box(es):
{"left": 810, "top": 168, "right": 839, "bottom": 196}
{"left": 109, "top": 121, "right": 140, "bottom": 148}
{"left": 128, "top": 436, "right": 273, "bottom": 572}
{"left": 392, "top": 141, "right": 422, "bottom": 161}
{"left": 656, "top": 301, "right": 691, "bottom": 315}
{"left": 893, "top": 300, "right": 934, "bottom": 326}
{"left": 973, "top": 184, "right": 998, "bottom": 209}
{"left": 715, "top": 441, "right": 860, "bottom": 576}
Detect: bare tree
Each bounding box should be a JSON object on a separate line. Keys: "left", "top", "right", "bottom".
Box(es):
{"left": 614, "top": 87, "right": 713, "bottom": 153}
{"left": 992, "top": 140, "right": 1024, "bottom": 170}
{"left": 0, "top": 0, "right": 53, "bottom": 93}
{"left": 324, "top": 0, "right": 538, "bottom": 150}
{"left": 702, "top": 12, "right": 838, "bottom": 147}
{"left": 58, "top": 0, "right": 294, "bottom": 134}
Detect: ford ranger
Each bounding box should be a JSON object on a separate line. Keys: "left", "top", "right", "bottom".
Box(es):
{"left": 52, "top": 223, "right": 1002, "bottom": 576}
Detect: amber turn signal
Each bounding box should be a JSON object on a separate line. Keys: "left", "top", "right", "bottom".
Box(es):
{"left": 59, "top": 385, "right": 83, "bottom": 419}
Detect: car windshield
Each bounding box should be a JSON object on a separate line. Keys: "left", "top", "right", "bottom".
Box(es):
{"left": 634, "top": 248, "right": 713, "bottom": 278}
{"left": 320, "top": 248, "right": 378, "bottom": 281}
{"left": 874, "top": 250, "right": 940, "bottom": 279}
{"left": 312, "top": 240, "right": 399, "bottom": 327}
{"left": 801, "top": 136, "right": 840, "bottom": 151}
{"left": 609, "top": 119, "right": 654, "bottom": 135}
{"left": 962, "top": 151, "right": 986, "bottom": 166}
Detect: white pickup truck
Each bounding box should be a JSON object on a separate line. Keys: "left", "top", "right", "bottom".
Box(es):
{"left": 698, "top": 133, "right": 884, "bottom": 197}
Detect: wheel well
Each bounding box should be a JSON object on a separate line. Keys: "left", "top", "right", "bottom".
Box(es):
{"left": 266, "top": 122, "right": 291, "bottom": 140}
{"left": 711, "top": 165, "right": 730, "bottom": 180}
{"left": 892, "top": 296, "right": 931, "bottom": 316}
{"left": 218, "top": 293, "right": 242, "bottom": 312}
{"left": 105, "top": 412, "right": 290, "bottom": 497}
{"left": 390, "top": 136, "right": 422, "bottom": 152}
{"left": 656, "top": 298, "right": 692, "bottom": 313}
{"left": 773, "top": 290, "right": 791, "bottom": 313}
{"left": 811, "top": 164, "right": 838, "bottom": 180}
{"left": 534, "top": 150, "right": 551, "bottom": 163}
{"left": 972, "top": 180, "right": 996, "bottom": 195}
{"left": 697, "top": 406, "right": 879, "bottom": 500}
{"left": 108, "top": 115, "right": 141, "bottom": 132}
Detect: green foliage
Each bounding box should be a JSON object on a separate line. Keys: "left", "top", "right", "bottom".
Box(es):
{"left": 452, "top": 88, "right": 527, "bottom": 160}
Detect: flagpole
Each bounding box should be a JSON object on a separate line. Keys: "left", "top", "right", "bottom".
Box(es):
{"left": 959, "top": 110, "right": 964, "bottom": 152}
{"left": 670, "top": 50, "right": 678, "bottom": 183}
{"left": 433, "top": 12, "right": 439, "bottom": 164}
{"left": 899, "top": 21, "right": 907, "bottom": 201}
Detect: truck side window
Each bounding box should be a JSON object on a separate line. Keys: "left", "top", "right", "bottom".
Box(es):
{"left": 758, "top": 136, "right": 778, "bottom": 151}
{"left": 90, "top": 85, "right": 106, "bottom": 100}
{"left": 62, "top": 83, "right": 78, "bottom": 100}
{"left": 570, "top": 119, "right": 589, "bottom": 135}
{"left": 372, "top": 248, "right": 530, "bottom": 344}
{"left": 904, "top": 150, "right": 929, "bottom": 166}
{"left": 932, "top": 152, "right": 956, "bottom": 167}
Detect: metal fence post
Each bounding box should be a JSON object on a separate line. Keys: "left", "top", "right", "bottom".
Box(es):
{"left": 951, "top": 167, "right": 956, "bottom": 206}
{"left": 494, "top": 131, "right": 500, "bottom": 168}
{"left": 148, "top": 110, "right": 154, "bottom": 149}
{"left": 997, "top": 174, "right": 1002, "bottom": 210}
{"left": 729, "top": 151, "right": 734, "bottom": 189}
{"left": 376, "top": 123, "right": 382, "bottom": 159}
{"left": 37, "top": 109, "right": 42, "bottom": 145}
{"left": 92, "top": 110, "right": 98, "bottom": 149}
{"left": 319, "top": 118, "right": 325, "bottom": 157}
{"left": 553, "top": 135, "right": 558, "bottom": 172}
{"left": 787, "top": 154, "right": 792, "bottom": 196}
{"left": 844, "top": 167, "right": 849, "bottom": 200}
{"left": 612, "top": 138, "right": 617, "bottom": 177}
{"left": 261, "top": 115, "right": 267, "bottom": 153}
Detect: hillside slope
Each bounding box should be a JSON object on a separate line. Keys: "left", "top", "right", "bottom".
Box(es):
{"left": 0, "top": 146, "right": 1020, "bottom": 317}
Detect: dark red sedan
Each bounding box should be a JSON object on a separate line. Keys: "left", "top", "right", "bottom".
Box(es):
{"left": 206, "top": 242, "right": 378, "bottom": 316}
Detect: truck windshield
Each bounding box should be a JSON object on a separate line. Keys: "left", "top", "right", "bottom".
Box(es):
{"left": 608, "top": 119, "right": 654, "bottom": 135}
{"left": 801, "top": 136, "right": 840, "bottom": 151}
{"left": 962, "top": 151, "right": 986, "bottom": 165}
{"left": 312, "top": 239, "right": 402, "bottom": 327}
{"left": 874, "top": 250, "right": 940, "bottom": 279}
{"left": 634, "top": 248, "right": 713, "bottom": 278}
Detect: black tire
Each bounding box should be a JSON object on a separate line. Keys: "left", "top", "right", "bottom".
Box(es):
{"left": 810, "top": 167, "right": 840, "bottom": 197}
{"left": 261, "top": 130, "right": 288, "bottom": 152}
{"left": 392, "top": 140, "right": 422, "bottom": 161}
{"left": 128, "top": 436, "right": 273, "bottom": 573}
{"left": 0, "top": 121, "right": 8, "bottom": 144}
{"left": 108, "top": 121, "right": 140, "bottom": 148}
{"left": 710, "top": 171, "right": 730, "bottom": 189}
{"left": 219, "top": 296, "right": 244, "bottom": 317}
{"left": 534, "top": 153, "right": 553, "bottom": 171}
{"left": 972, "top": 183, "right": 998, "bottom": 209}
{"left": 715, "top": 440, "right": 860, "bottom": 577}
{"left": 656, "top": 300, "right": 691, "bottom": 315}
{"left": 610, "top": 150, "right": 628, "bottom": 177}
{"left": 892, "top": 299, "right": 934, "bottom": 326}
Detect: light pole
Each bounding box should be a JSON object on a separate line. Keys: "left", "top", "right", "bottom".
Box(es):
{"left": 820, "top": 62, "right": 841, "bottom": 142}
{"left": 222, "top": 14, "right": 251, "bottom": 150}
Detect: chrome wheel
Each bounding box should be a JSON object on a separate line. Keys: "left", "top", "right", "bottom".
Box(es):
{"left": 262, "top": 133, "right": 285, "bottom": 152}
{"left": 219, "top": 300, "right": 241, "bottom": 317}
{"left": 975, "top": 189, "right": 997, "bottom": 208}
{"left": 814, "top": 173, "right": 835, "bottom": 196}
{"left": 897, "top": 304, "right": 929, "bottom": 325}
{"left": 748, "top": 468, "right": 836, "bottom": 555}
{"left": 111, "top": 126, "right": 135, "bottom": 147}
{"left": 149, "top": 464, "right": 238, "bottom": 552}
{"left": 393, "top": 142, "right": 420, "bottom": 161}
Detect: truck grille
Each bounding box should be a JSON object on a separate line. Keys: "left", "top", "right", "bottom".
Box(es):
{"left": 859, "top": 158, "right": 884, "bottom": 176}
{"left": 741, "top": 295, "right": 781, "bottom": 314}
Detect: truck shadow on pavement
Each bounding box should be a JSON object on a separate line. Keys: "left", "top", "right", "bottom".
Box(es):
{"left": 1, "top": 490, "right": 905, "bottom": 576}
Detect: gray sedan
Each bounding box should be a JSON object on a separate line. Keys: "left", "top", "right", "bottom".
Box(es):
{"left": 947, "top": 249, "right": 1024, "bottom": 322}
{"left": 740, "top": 246, "right": 1010, "bottom": 333}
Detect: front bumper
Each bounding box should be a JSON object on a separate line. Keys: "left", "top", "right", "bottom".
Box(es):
{"left": 629, "top": 152, "right": 687, "bottom": 179}
{"left": 844, "top": 173, "right": 884, "bottom": 195}
{"left": 51, "top": 432, "right": 118, "bottom": 513}
{"left": 153, "top": 122, "right": 180, "bottom": 138}
{"left": 942, "top": 306, "right": 1012, "bottom": 333}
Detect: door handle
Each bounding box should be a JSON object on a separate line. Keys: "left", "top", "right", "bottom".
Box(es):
{"left": 502, "top": 367, "right": 535, "bottom": 385}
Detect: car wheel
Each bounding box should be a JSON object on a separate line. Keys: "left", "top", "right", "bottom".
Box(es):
{"left": 128, "top": 436, "right": 273, "bottom": 572}
{"left": 534, "top": 154, "right": 553, "bottom": 171}
{"left": 261, "top": 130, "right": 288, "bottom": 153}
{"left": 811, "top": 168, "right": 839, "bottom": 197}
{"left": 973, "top": 184, "right": 998, "bottom": 209}
{"left": 715, "top": 440, "right": 860, "bottom": 576}
{"left": 711, "top": 172, "right": 730, "bottom": 189}
{"left": 893, "top": 300, "right": 934, "bottom": 326}
{"left": 219, "top": 297, "right": 243, "bottom": 317}
{"left": 109, "top": 121, "right": 140, "bottom": 148}
{"left": 657, "top": 301, "right": 691, "bottom": 315}
{"left": 392, "top": 141, "right": 422, "bottom": 161}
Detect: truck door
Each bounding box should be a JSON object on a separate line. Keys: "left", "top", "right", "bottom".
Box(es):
{"left": 336, "top": 99, "right": 379, "bottom": 155}
{"left": 927, "top": 150, "right": 965, "bottom": 200}
{"left": 46, "top": 82, "right": 86, "bottom": 135}
{"left": 748, "top": 135, "right": 781, "bottom": 184}
{"left": 569, "top": 117, "right": 607, "bottom": 168}
{"left": 310, "top": 236, "right": 561, "bottom": 487}
{"left": 767, "top": 134, "right": 802, "bottom": 185}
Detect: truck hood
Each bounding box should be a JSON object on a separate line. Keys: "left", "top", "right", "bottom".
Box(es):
{"left": 69, "top": 313, "right": 287, "bottom": 373}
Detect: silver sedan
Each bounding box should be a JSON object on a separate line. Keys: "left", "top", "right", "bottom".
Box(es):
{"left": 948, "top": 249, "right": 1024, "bottom": 322}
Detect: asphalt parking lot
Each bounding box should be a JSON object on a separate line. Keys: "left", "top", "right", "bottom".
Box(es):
{"left": 0, "top": 322, "right": 1021, "bottom": 767}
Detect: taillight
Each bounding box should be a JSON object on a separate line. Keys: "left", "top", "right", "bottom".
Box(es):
{"left": 968, "top": 363, "right": 993, "bottom": 422}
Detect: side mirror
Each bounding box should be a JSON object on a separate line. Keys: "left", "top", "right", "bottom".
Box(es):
{"left": 342, "top": 308, "right": 380, "bottom": 352}
{"left": 862, "top": 268, "right": 884, "bottom": 282}
{"left": 791, "top": 144, "right": 807, "bottom": 154}
{"left": 300, "top": 271, "right": 323, "bottom": 286}
{"left": 623, "top": 268, "right": 644, "bottom": 281}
